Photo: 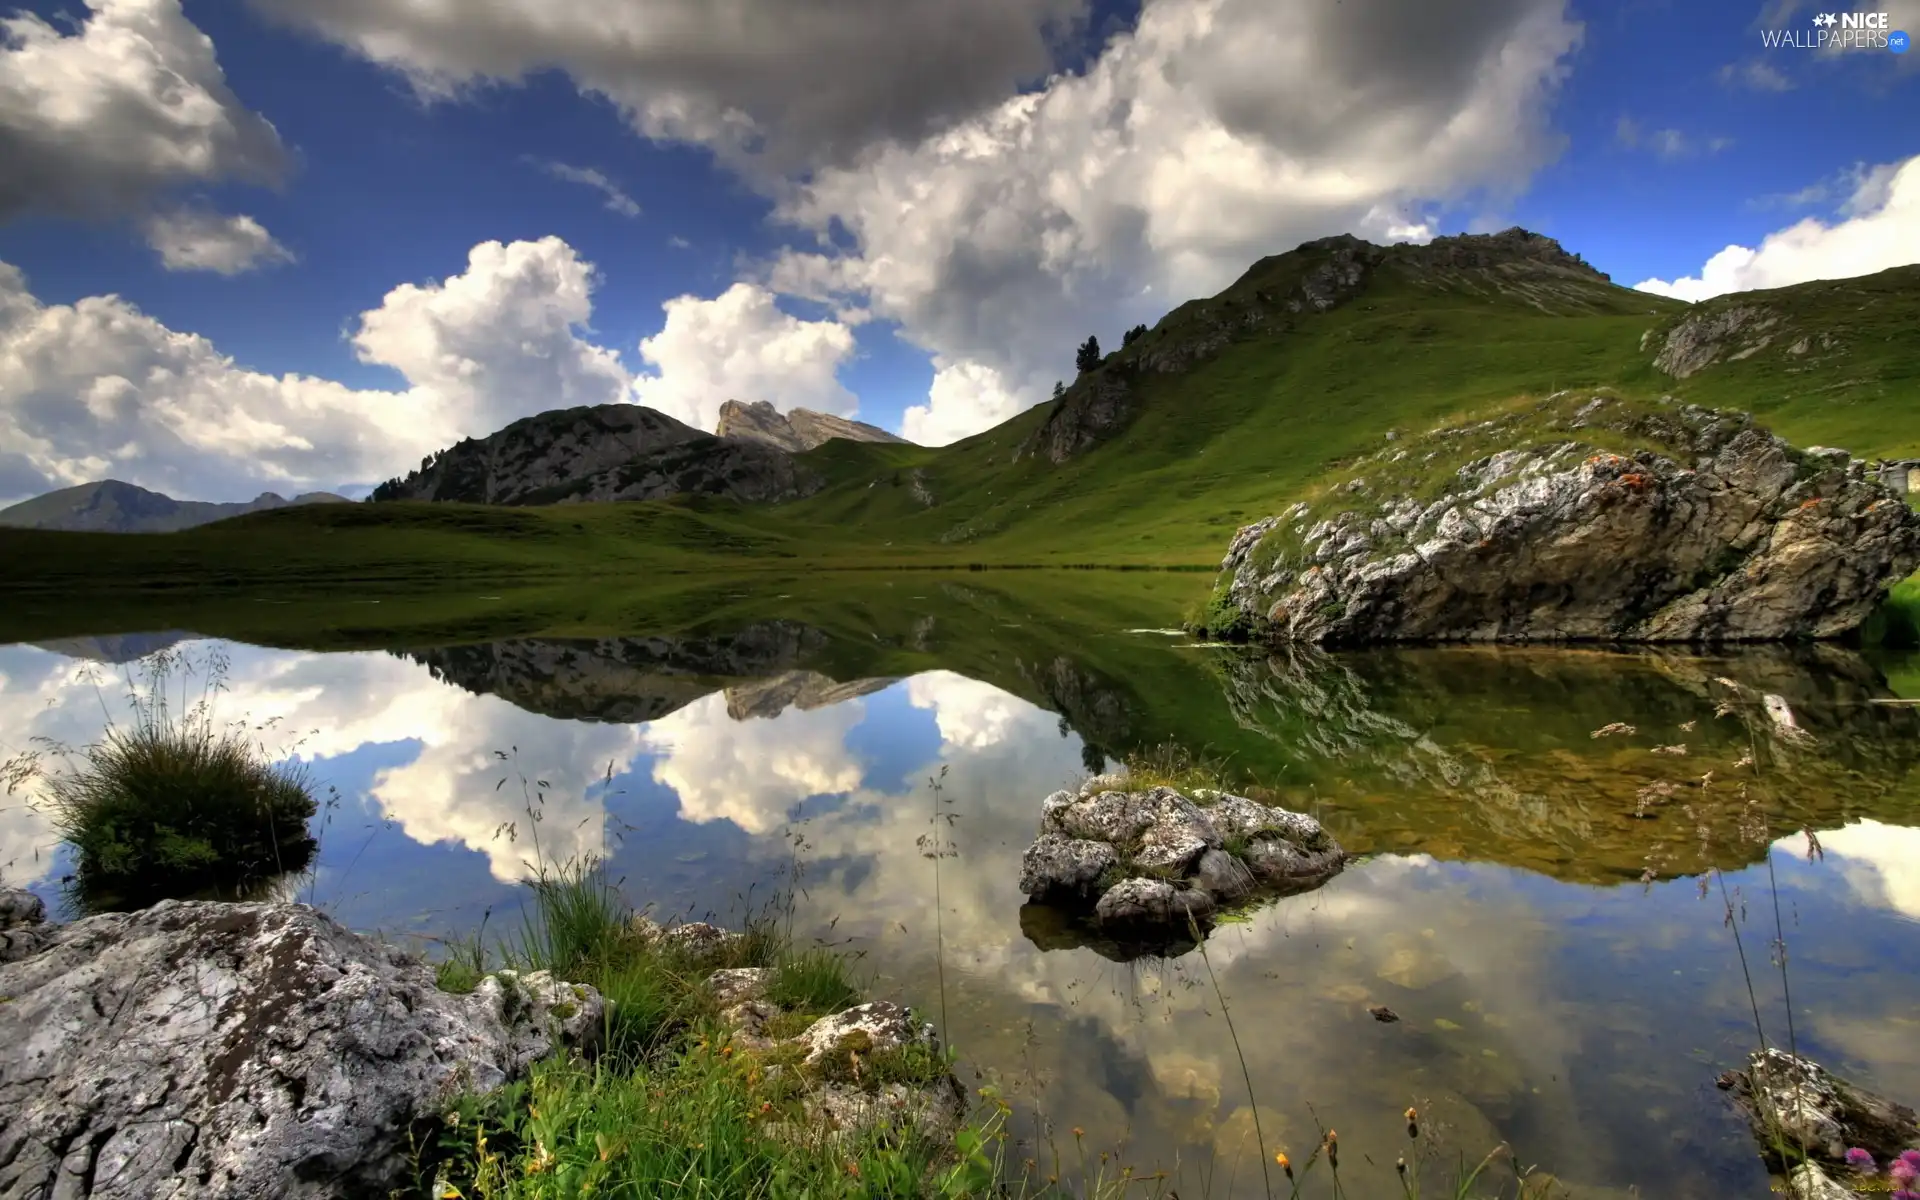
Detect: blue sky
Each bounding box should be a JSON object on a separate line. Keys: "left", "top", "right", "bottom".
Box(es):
{"left": 0, "top": 0, "right": 1915, "bottom": 503}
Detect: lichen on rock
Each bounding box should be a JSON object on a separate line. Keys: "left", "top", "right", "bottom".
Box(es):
{"left": 0, "top": 898, "right": 600, "bottom": 1199}
{"left": 1205, "top": 394, "right": 1920, "bottom": 645}
{"left": 1018, "top": 778, "right": 1344, "bottom": 955}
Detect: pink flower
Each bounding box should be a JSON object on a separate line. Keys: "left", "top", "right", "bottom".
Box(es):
{"left": 1847, "top": 1148, "right": 1878, "bottom": 1174}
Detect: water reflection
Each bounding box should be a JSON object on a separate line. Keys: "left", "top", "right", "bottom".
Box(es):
{"left": 2, "top": 610, "right": 1916, "bottom": 1198}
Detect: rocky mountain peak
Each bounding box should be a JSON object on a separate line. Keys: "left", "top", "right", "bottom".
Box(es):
{"left": 715, "top": 400, "right": 909, "bottom": 452}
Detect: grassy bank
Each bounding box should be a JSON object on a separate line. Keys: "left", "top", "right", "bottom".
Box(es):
{"left": 410, "top": 863, "right": 1003, "bottom": 1199}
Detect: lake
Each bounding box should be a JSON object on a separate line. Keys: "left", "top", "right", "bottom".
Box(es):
{"left": 2, "top": 572, "right": 1916, "bottom": 1198}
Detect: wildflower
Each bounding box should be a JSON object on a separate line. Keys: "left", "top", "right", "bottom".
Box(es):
{"left": 1325, "top": 1130, "right": 1339, "bottom": 1170}
{"left": 1845, "top": 1148, "right": 1876, "bottom": 1174}
{"left": 1275, "top": 1152, "right": 1293, "bottom": 1179}
{"left": 1072, "top": 1126, "right": 1084, "bottom": 1139}
{"left": 1406, "top": 1106, "right": 1420, "bottom": 1139}
{"left": 1396, "top": 1155, "right": 1407, "bottom": 1176}
{"left": 721, "top": 1046, "right": 732, "bottom": 1058}
{"left": 1893, "top": 1152, "right": 1920, "bottom": 1186}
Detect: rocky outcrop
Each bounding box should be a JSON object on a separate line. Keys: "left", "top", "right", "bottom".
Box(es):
{"left": 367, "top": 403, "right": 825, "bottom": 507}
{"left": 0, "top": 897, "right": 600, "bottom": 1199}
{"left": 686, "top": 932, "right": 965, "bottom": 1147}
{"left": 1208, "top": 394, "right": 1920, "bottom": 644}
{"left": 370, "top": 404, "right": 706, "bottom": 504}
{"left": 715, "top": 400, "right": 908, "bottom": 452}
{"left": 0, "top": 481, "right": 349, "bottom": 534}
{"left": 1018, "top": 778, "right": 1343, "bottom": 954}
{"left": 1717, "top": 1050, "right": 1920, "bottom": 1184}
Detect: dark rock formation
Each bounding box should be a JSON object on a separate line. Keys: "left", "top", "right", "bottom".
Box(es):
{"left": 368, "top": 403, "right": 824, "bottom": 506}
{"left": 0, "top": 896, "right": 600, "bottom": 1199}
{"left": 715, "top": 400, "right": 909, "bottom": 452}
{"left": 1210, "top": 394, "right": 1920, "bottom": 644}
{"left": 1018, "top": 778, "right": 1343, "bottom": 955}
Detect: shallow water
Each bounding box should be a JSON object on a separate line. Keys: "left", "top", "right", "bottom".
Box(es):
{"left": 3, "top": 577, "right": 1917, "bottom": 1198}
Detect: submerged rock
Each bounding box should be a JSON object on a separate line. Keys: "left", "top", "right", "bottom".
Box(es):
{"left": 0, "top": 899, "right": 600, "bottom": 1199}
{"left": 1018, "top": 778, "right": 1344, "bottom": 953}
{"left": 1208, "top": 395, "right": 1920, "bottom": 644}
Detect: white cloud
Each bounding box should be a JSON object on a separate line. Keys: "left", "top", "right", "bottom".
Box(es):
{"left": 631, "top": 283, "right": 859, "bottom": 433}
{"left": 638, "top": 692, "right": 866, "bottom": 833}
{"left": 767, "top": 0, "right": 1583, "bottom": 441}
{"left": 535, "top": 161, "right": 642, "bottom": 218}
{"left": 1802, "top": 820, "right": 1920, "bottom": 921}
{"left": 1634, "top": 154, "right": 1920, "bottom": 301}
{"left": 143, "top": 209, "right": 294, "bottom": 274}
{"left": 245, "top": 0, "right": 1085, "bottom": 171}
{"left": 0, "top": 237, "right": 634, "bottom": 500}
{"left": 902, "top": 360, "right": 1028, "bottom": 448}
{"left": 906, "top": 671, "right": 1036, "bottom": 749}
{"left": 0, "top": 0, "right": 286, "bottom": 220}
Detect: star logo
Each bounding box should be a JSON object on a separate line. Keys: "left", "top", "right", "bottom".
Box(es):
{"left": 1812, "top": 12, "right": 1838, "bottom": 26}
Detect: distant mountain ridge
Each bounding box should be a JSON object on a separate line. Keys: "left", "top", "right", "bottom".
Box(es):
{"left": 715, "top": 400, "right": 909, "bottom": 452}
{"left": 0, "top": 481, "right": 349, "bottom": 533}
{"left": 369, "top": 403, "right": 824, "bottom": 507}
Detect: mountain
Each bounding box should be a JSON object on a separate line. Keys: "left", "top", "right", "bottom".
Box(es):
{"left": 369, "top": 403, "right": 824, "bottom": 506}
{"left": 715, "top": 400, "right": 910, "bottom": 452}
{"left": 0, "top": 481, "right": 350, "bottom": 533}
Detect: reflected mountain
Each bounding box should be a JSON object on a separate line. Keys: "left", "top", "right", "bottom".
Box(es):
{"left": 397, "top": 622, "right": 896, "bottom": 724}
{"left": 28, "top": 632, "right": 193, "bottom": 664}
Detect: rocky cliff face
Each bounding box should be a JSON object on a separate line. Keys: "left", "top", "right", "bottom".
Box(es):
{"left": 1022, "top": 228, "right": 1617, "bottom": 464}
{"left": 369, "top": 403, "right": 824, "bottom": 506}
{"left": 0, "top": 481, "right": 349, "bottom": 533}
{"left": 715, "top": 399, "right": 908, "bottom": 452}
{"left": 1206, "top": 394, "right": 1920, "bottom": 644}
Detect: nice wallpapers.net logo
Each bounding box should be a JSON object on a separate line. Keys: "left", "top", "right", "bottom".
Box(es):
{"left": 1761, "top": 11, "right": 1910, "bottom": 51}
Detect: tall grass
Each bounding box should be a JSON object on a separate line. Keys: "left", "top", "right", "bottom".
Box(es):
{"left": 0, "top": 648, "right": 316, "bottom": 909}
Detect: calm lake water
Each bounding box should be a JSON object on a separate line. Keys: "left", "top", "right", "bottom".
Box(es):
{"left": 3, "top": 575, "right": 1917, "bottom": 1198}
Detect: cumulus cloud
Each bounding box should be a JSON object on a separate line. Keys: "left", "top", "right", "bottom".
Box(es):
{"left": 1634, "top": 154, "right": 1920, "bottom": 301}
{"left": 638, "top": 692, "right": 867, "bottom": 833}
{"left": 0, "top": 0, "right": 286, "bottom": 221}
{"left": 1804, "top": 820, "right": 1920, "bottom": 921}
{"left": 0, "top": 237, "right": 633, "bottom": 500}
{"left": 907, "top": 671, "right": 1044, "bottom": 749}
{"left": 767, "top": 0, "right": 1583, "bottom": 441}
{"left": 535, "top": 161, "right": 642, "bottom": 218}
{"left": 631, "top": 283, "right": 859, "bottom": 432}
{"left": 143, "top": 209, "right": 294, "bottom": 274}
{"left": 245, "top": 0, "right": 1086, "bottom": 171}
{"left": 902, "top": 360, "right": 1028, "bottom": 448}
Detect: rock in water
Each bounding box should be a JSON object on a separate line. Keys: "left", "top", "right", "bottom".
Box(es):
{"left": 0, "top": 899, "right": 600, "bottom": 1199}
{"left": 1207, "top": 395, "right": 1920, "bottom": 644}
{"left": 1717, "top": 1048, "right": 1920, "bottom": 1170}
{"left": 1018, "top": 779, "right": 1343, "bottom": 953}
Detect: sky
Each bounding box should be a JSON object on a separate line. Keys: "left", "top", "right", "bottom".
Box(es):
{"left": 0, "top": 0, "right": 1916, "bottom": 505}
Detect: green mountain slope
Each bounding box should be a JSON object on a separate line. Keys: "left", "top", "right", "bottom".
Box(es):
{"left": 3, "top": 230, "right": 1915, "bottom": 594}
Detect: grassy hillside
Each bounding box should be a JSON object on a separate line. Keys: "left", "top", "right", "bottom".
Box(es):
{"left": 4, "top": 236, "right": 1916, "bottom": 595}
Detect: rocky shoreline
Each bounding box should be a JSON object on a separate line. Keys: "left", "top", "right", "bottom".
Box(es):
{"left": 0, "top": 890, "right": 962, "bottom": 1199}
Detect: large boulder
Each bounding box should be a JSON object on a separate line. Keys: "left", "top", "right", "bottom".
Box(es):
{"left": 1018, "top": 778, "right": 1343, "bottom": 951}
{"left": 1205, "top": 395, "right": 1920, "bottom": 645}
{"left": 0, "top": 898, "right": 600, "bottom": 1199}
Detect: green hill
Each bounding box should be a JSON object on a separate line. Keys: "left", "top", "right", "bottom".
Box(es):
{"left": 3, "top": 229, "right": 1916, "bottom": 596}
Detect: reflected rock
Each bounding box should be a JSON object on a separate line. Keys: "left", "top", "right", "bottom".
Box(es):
{"left": 724, "top": 671, "right": 897, "bottom": 720}
{"left": 28, "top": 631, "right": 193, "bottom": 663}
{"left": 1216, "top": 642, "right": 1920, "bottom": 883}
{"left": 1019, "top": 777, "right": 1344, "bottom": 959}
{"left": 401, "top": 621, "right": 843, "bottom": 722}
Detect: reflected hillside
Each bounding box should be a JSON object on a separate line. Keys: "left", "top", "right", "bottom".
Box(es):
{"left": 14, "top": 571, "right": 1918, "bottom": 889}
{"left": 398, "top": 622, "right": 895, "bottom": 723}
{"left": 1217, "top": 644, "right": 1920, "bottom": 883}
